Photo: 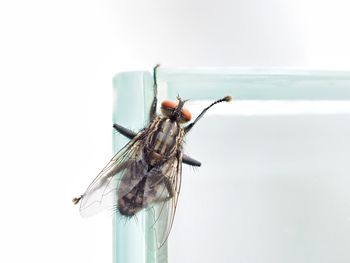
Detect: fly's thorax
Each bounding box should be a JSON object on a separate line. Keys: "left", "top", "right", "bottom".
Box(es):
{"left": 145, "top": 117, "right": 184, "bottom": 165}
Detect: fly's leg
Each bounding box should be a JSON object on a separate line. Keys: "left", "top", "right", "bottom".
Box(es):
{"left": 147, "top": 177, "right": 175, "bottom": 231}
{"left": 159, "top": 179, "right": 174, "bottom": 202}
{"left": 150, "top": 176, "right": 175, "bottom": 205}
{"left": 113, "top": 123, "right": 137, "bottom": 139}
{"left": 112, "top": 124, "right": 201, "bottom": 166}
{"left": 184, "top": 96, "right": 232, "bottom": 133}
{"left": 113, "top": 64, "right": 159, "bottom": 139}
{"left": 182, "top": 154, "right": 201, "bottom": 167}
{"left": 150, "top": 64, "right": 160, "bottom": 121}
{"left": 112, "top": 65, "right": 159, "bottom": 138}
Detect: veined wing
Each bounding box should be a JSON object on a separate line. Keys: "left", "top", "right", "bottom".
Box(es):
{"left": 144, "top": 152, "right": 183, "bottom": 248}
{"left": 78, "top": 132, "right": 146, "bottom": 217}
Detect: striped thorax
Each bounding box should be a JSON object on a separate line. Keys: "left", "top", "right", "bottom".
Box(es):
{"left": 145, "top": 117, "right": 184, "bottom": 166}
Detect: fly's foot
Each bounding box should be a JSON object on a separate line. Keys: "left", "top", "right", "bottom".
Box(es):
{"left": 72, "top": 195, "right": 83, "bottom": 205}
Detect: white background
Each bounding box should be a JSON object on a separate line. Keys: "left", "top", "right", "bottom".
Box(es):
{"left": 1, "top": 0, "right": 350, "bottom": 262}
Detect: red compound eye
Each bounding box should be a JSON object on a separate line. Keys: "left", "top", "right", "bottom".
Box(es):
{"left": 181, "top": 107, "right": 192, "bottom": 121}
{"left": 161, "top": 100, "right": 192, "bottom": 121}
{"left": 161, "top": 100, "right": 177, "bottom": 110}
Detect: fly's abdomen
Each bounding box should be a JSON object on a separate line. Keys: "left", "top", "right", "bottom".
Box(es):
{"left": 117, "top": 176, "right": 146, "bottom": 217}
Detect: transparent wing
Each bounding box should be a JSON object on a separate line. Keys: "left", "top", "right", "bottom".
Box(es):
{"left": 79, "top": 132, "right": 146, "bottom": 217}
{"left": 145, "top": 152, "right": 183, "bottom": 248}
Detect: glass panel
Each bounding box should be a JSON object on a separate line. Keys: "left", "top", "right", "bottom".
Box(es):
{"left": 113, "top": 72, "right": 167, "bottom": 263}
{"left": 113, "top": 68, "right": 350, "bottom": 263}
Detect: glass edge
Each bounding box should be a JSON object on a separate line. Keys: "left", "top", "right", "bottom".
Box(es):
{"left": 157, "top": 67, "right": 350, "bottom": 77}
{"left": 112, "top": 70, "right": 168, "bottom": 263}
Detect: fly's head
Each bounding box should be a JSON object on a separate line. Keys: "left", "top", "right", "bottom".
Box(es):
{"left": 161, "top": 96, "right": 192, "bottom": 124}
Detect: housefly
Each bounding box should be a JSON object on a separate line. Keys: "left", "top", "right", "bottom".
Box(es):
{"left": 73, "top": 65, "right": 232, "bottom": 247}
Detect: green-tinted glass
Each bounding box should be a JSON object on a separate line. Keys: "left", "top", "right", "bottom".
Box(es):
{"left": 113, "top": 68, "right": 350, "bottom": 263}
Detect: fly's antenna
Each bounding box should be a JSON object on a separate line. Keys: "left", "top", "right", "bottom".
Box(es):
{"left": 170, "top": 96, "right": 187, "bottom": 121}
{"left": 184, "top": 96, "right": 232, "bottom": 133}
{"left": 72, "top": 195, "right": 83, "bottom": 205}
